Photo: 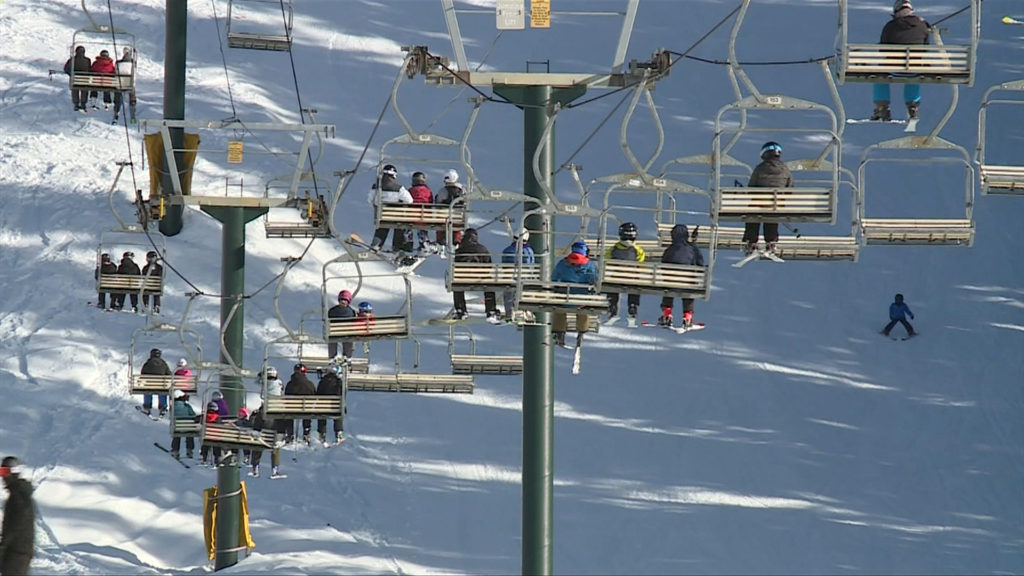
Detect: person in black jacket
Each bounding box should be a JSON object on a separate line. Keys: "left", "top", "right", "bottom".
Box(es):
{"left": 316, "top": 363, "right": 344, "bottom": 445}
{"left": 327, "top": 290, "right": 356, "bottom": 359}
{"left": 658, "top": 224, "right": 705, "bottom": 328}
{"left": 0, "top": 456, "right": 35, "bottom": 576}
{"left": 141, "top": 251, "right": 163, "bottom": 314}
{"left": 63, "top": 45, "right": 91, "bottom": 112}
{"left": 94, "top": 252, "right": 117, "bottom": 310}
{"left": 871, "top": 0, "right": 930, "bottom": 122}
{"left": 112, "top": 251, "right": 141, "bottom": 312}
{"left": 452, "top": 228, "right": 500, "bottom": 321}
{"left": 743, "top": 142, "right": 793, "bottom": 256}
{"left": 140, "top": 348, "right": 172, "bottom": 416}
{"left": 284, "top": 363, "right": 316, "bottom": 444}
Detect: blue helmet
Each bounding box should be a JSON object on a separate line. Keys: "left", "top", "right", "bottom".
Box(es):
{"left": 570, "top": 241, "right": 589, "bottom": 256}
{"left": 358, "top": 301, "right": 373, "bottom": 314}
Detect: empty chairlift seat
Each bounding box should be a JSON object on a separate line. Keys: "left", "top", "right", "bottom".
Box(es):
{"left": 860, "top": 218, "right": 975, "bottom": 246}
{"left": 656, "top": 224, "right": 859, "bottom": 261}
{"left": 450, "top": 354, "right": 523, "bottom": 376}
{"left": 344, "top": 372, "right": 475, "bottom": 394}
{"left": 448, "top": 262, "right": 540, "bottom": 292}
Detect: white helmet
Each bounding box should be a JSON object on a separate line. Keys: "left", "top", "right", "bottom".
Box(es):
{"left": 443, "top": 169, "right": 459, "bottom": 184}
{"left": 177, "top": 358, "right": 188, "bottom": 368}
{"left": 172, "top": 389, "right": 185, "bottom": 400}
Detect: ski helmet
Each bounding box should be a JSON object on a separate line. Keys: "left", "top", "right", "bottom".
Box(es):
{"left": 443, "top": 169, "right": 459, "bottom": 184}
{"left": 177, "top": 358, "right": 187, "bottom": 368}
{"left": 893, "top": 0, "right": 912, "bottom": 15}
{"left": 1, "top": 456, "right": 21, "bottom": 477}
{"left": 150, "top": 348, "right": 162, "bottom": 358}
{"left": 238, "top": 407, "right": 251, "bottom": 420}
{"left": 338, "top": 290, "right": 353, "bottom": 304}
{"left": 381, "top": 164, "right": 398, "bottom": 177}
{"left": 618, "top": 222, "right": 638, "bottom": 241}
{"left": 211, "top": 390, "right": 223, "bottom": 401}
{"left": 294, "top": 363, "right": 307, "bottom": 373}
{"left": 895, "top": 293, "right": 904, "bottom": 303}
{"left": 100, "top": 49, "right": 109, "bottom": 58}
{"left": 266, "top": 366, "right": 278, "bottom": 379}
{"left": 358, "top": 301, "right": 373, "bottom": 314}
{"left": 75, "top": 46, "right": 86, "bottom": 55}
{"left": 172, "top": 389, "right": 185, "bottom": 400}
{"left": 571, "top": 240, "right": 589, "bottom": 256}
{"left": 146, "top": 251, "right": 158, "bottom": 262}
{"left": 123, "top": 251, "right": 135, "bottom": 259}
{"left": 206, "top": 401, "right": 218, "bottom": 413}
{"left": 761, "top": 141, "right": 783, "bottom": 159}
{"left": 412, "top": 171, "right": 427, "bottom": 186}
{"left": 101, "top": 253, "right": 111, "bottom": 262}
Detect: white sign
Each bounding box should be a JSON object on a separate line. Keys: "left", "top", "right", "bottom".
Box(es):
{"left": 497, "top": 0, "right": 525, "bottom": 30}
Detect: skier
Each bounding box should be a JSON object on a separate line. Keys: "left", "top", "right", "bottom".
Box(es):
{"left": 434, "top": 169, "right": 465, "bottom": 256}
{"left": 0, "top": 456, "right": 35, "bottom": 576}
{"left": 316, "top": 361, "right": 345, "bottom": 445}
{"left": 367, "top": 164, "right": 413, "bottom": 252}
{"left": 173, "top": 358, "right": 191, "bottom": 396}
{"left": 658, "top": 224, "right": 705, "bottom": 329}
{"left": 113, "top": 251, "right": 141, "bottom": 312}
{"left": 141, "top": 251, "right": 163, "bottom": 313}
{"left": 94, "top": 252, "right": 117, "bottom": 309}
{"left": 453, "top": 228, "right": 501, "bottom": 322}
{"left": 870, "top": 0, "right": 930, "bottom": 122}
{"left": 259, "top": 366, "right": 289, "bottom": 440}
{"left": 603, "top": 222, "right": 645, "bottom": 323}
{"left": 170, "top": 389, "right": 197, "bottom": 460}
{"left": 408, "top": 171, "right": 437, "bottom": 254}
{"left": 63, "top": 45, "right": 91, "bottom": 112}
{"left": 284, "top": 363, "right": 316, "bottom": 444}
{"left": 327, "top": 290, "right": 356, "bottom": 359}
{"left": 743, "top": 141, "right": 793, "bottom": 256}
{"left": 551, "top": 240, "right": 599, "bottom": 347}
{"left": 140, "top": 348, "right": 171, "bottom": 416}
{"left": 501, "top": 230, "right": 535, "bottom": 321}
{"left": 89, "top": 49, "right": 116, "bottom": 110}
{"left": 211, "top": 390, "right": 230, "bottom": 421}
{"left": 113, "top": 47, "right": 137, "bottom": 123}
{"left": 239, "top": 404, "right": 282, "bottom": 478}
{"left": 199, "top": 401, "right": 222, "bottom": 466}
{"left": 881, "top": 293, "right": 916, "bottom": 338}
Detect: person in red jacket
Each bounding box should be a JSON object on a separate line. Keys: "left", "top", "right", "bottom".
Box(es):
{"left": 89, "top": 49, "right": 116, "bottom": 110}
{"left": 408, "top": 171, "right": 437, "bottom": 254}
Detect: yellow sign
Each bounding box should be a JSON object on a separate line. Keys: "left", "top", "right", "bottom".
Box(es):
{"left": 227, "top": 141, "right": 244, "bottom": 164}
{"left": 530, "top": 0, "right": 550, "bottom": 28}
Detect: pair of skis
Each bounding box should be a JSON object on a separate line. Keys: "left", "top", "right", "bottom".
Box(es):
{"left": 846, "top": 117, "right": 919, "bottom": 133}
{"left": 732, "top": 246, "right": 784, "bottom": 268}
{"left": 345, "top": 233, "right": 426, "bottom": 273}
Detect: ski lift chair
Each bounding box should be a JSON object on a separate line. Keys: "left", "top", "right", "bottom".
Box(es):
{"left": 321, "top": 260, "right": 413, "bottom": 343}
{"left": 439, "top": 324, "right": 523, "bottom": 376}
{"left": 975, "top": 79, "right": 1024, "bottom": 195}
{"left": 128, "top": 323, "right": 201, "bottom": 396}
{"left": 97, "top": 228, "right": 167, "bottom": 307}
{"left": 341, "top": 333, "right": 476, "bottom": 393}
{"left": 226, "top": 0, "right": 293, "bottom": 51}
{"left": 260, "top": 338, "right": 344, "bottom": 422}
{"left": 199, "top": 388, "right": 279, "bottom": 451}
{"left": 262, "top": 180, "right": 331, "bottom": 238}
{"left": 68, "top": 28, "right": 137, "bottom": 95}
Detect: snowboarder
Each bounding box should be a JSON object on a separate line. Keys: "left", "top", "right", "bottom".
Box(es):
{"left": 434, "top": 169, "right": 465, "bottom": 255}
{"left": 870, "top": 0, "right": 930, "bottom": 122}
{"left": 367, "top": 164, "right": 414, "bottom": 252}
{"left": 63, "top": 45, "right": 91, "bottom": 112}
{"left": 94, "top": 252, "right": 117, "bottom": 309}
{"left": 453, "top": 228, "right": 501, "bottom": 322}
{"left": 0, "top": 456, "right": 35, "bottom": 576}
{"left": 89, "top": 49, "right": 116, "bottom": 110}
{"left": 501, "top": 230, "right": 535, "bottom": 321}
{"left": 658, "top": 224, "right": 705, "bottom": 329}
{"left": 140, "top": 348, "right": 172, "bottom": 416}
{"left": 141, "top": 251, "right": 163, "bottom": 313}
{"left": 284, "top": 363, "right": 316, "bottom": 444}
{"left": 743, "top": 141, "right": 793, "bottom": 256}
{"left": 551, "top": 240, "right": 599, "bottom": 347}
{"left": 112, "top": 251, "right": 141, "bottom": 312}
{"left": 408, "top": 171, "right": 437, "bottom": 254}
{"left": 603, "top": 222, "right": 645, "bottom": 323}
{"left": 170, "top": 389, "right": 197, "bottom": 460}
{"left": 327, "top": 290, "right": 356, "bottom": 359}
{"left": 881, "top": 293, "right": 916, "bottom": 338}
{"left": 316, "top": 362, "right": 345, "bottom": 445}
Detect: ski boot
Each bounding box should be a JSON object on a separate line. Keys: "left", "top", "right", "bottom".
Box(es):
{"left": 271, "top": 465, "right": 282, "bottom": 478}
{"left": 250, "top": 464, "right": 260, "bottom": 477}
{"left": 186, "top": 451, "right": 194, "bottom": 459}
{"left": 657, "top": 306, "right": 673, "bottom": 327}
{"left": 553, "top": 331, "right": 566, "bottom": 347}
{"left": 336, "top": 431, "right": 345, "bottom": 444}
{"left": 870, "top": 101, "right": 892, "bottom": 122}
{"left": 627, "top": 303, "right": 638, "bottom": 321}
{"left": 906, "top": 101, "right": 919, "bottom": 120}
{"left": 171, "top": 451, "right": 180, "bottom": 460}
{"left": 743, "top": 242, "right": 757, "bottom": 256}
{"left": 486, "top": 310, "right": 502, "bottom": 324}
{"left": 765, "top": 242, "right": 777, "bottom": 255}
{"left": 683, "top": 310, "right": 694, "bottom": 329}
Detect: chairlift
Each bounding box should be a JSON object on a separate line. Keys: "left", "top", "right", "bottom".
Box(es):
{"left": 199, "top": 385, "right": 278, "bottom": 451}
{"left": 259, "top": 336, "right": 344, "bottom": 422}
{"left": 68, "top": 27, "right": 137, "bottom": 96}
{"left": 321, "top": 258, "right": 413, "bottom": 343}
{"left": 436, "top": 323, "right": 523, "bottom": 376}
{"left": 262, "top": 180, "right": 331, "bottom": 238}
{"left": 975, "top": 79, "right": 1024, "bottom": 195}
{"left": 96, "top": 228, "right": 166, "bottom": 304}
{"left": 127, "top": 323, "right": 202, "bottom": 396}
{"left": 341, "top": 336, "right": 475, "bottom": 394}
{"left": 226, "top": 0, "right": 293, "bottom": 51}
{"left": 835, "top": 0, "right": 981, "bottom": 86}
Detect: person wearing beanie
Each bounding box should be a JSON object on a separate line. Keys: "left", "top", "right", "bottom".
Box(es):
{"left": 327, "top": 290, "right": 356, "bottom": 359}
{"left": 870, "top": 0, "right": 931, "bottom": 122}
{"left": 0, "top": 456, "right": 35, "bottom": 576}
{"left": 550, "top": 240, "right": 599, "bottom": 348}
{"left": 452, "top": 228, "right": 501, "bottom": 322}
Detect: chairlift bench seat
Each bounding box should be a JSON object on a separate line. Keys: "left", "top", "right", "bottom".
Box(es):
{"left": 98, "top": 273, "right": 163, "bottom": 295}
{"left": 842, "top": 44, "right": 972, "bottom": 84}
{"left": 861, "top": 218, "right": 974, "bottom": 245}
{"left": 600, "top": 261, "right": 708, "bottom": 297}
{"left": 565, "top": 313, "right": 601, "bottom": 334}
{"left": 344, "top": 373, "right": 475, "bottom": 393}
{"left": 227, "top": 32, "right": 292, "bottom": 51}
{"left": 518, "top": 283, "right": 610, "bottom": 312}
{"left": 71, "top": 73, "right": 134, "bottom": 91}
{"left": 264, "top": 395, "right": 343, "bottom": 418}
{"left": 171, "top": 420, "right": 201, "bottom": 438}
{"left": 130, "top": 374, "right": 199, "bottom": 395}
{"left": 264, "top": 221, "right": 330, "bottom": 238}
{"left": 717, "top": 187, "right": 835, "bottom": 222}
{"left": 449, "top": 262, "right": 540, "bottom": 292}
{"left": 377, "top": 203, "right": 466, "bottom": 230}
{"left": 655, "top": 223, "right": 858, "bottom": 260}
{"left": 979, "top": 165, "right": 1024, "bottom": 194}
{"left": 297, "top": 354, "right": 369, "bottom": 373}
{"left": 450, "top": 354, "right": 523, "bottom": 375}
{"left": 201, "top": 422, "right": 278, "bottom": 448}
{"left": 326, "top": 315, "right": 408, "bottom": 341}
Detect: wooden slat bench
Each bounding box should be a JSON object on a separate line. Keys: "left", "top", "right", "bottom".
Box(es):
{"left": 600, "top": 260, "right": 708, "bottom": 297}
{"left": 326, "top": 315, "right": 408, "bottom": 341}
{"left": 97, "top": 273, "right": 163, "bottom": 295}
{"left": 344, "top": 373, "right": 475, "bottom": 393}
{"left": 377, "top": 203, "right": 467, "bottom": 230}
{"left": 861, "top": 218, "right": 974, "bottom": 246}
{"left": 583, "top": 238, "right": 662, "bottom": 258}
{"left": 297, "top": 354, "right": 369, "bottom": 373}
{"left": 843, "top": 44, "right": 972, "bottom": 84}
{"left": 979, "top": 165, "right": 1024, "bottom": 195}
{"left": 450, "top": 354, "right": 523, "bottom": 375}
{"left": 171, "top": 420, "right": 201, "bottom": 438}
{"left": 201, "top": 422, "right": 279, "bottom": 449}
{"left": 565, "top": 313, "right": 601, "bottom": 334}
{"left": 718, "top": 187, "right": 835, "bottom": 222}
{"left": 656, "top": 223, "right": 859, "bottom": 260}
{"left": 264, "top": 221, "right": 330, "bottom": 238}
{"left": 227, "top": 32, "right": 292, "bottom": 51}
{"left": 71, "top": 73, "right": 134, "bottom": 90}
{"left": 130, "top": 374, "right": 199, "bottom": 395}
{"left": 449, "top": 262, "right": 540, "bottom": 292}
{"left": 518, "top": 283, "right": 610, "bottom": 312}
{"left": 263, "top": 395, "right": 343, "bottom": 418}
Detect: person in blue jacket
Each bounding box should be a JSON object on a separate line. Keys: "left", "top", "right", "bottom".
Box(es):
{"left": 551, "top": 240, "right": 598, "bottom": 347}
{"left": 501, "top": 230, "right": 535, "bottom": 321}
{"left": 882, "top": 293, "right": 916, "bottom": 337}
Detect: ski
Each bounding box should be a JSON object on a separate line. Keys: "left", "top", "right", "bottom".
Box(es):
{"left": 903, "top": 118, "right": 919, "bottom": 133}
{"left": 153, "top": 442, "right": 190, "bottom": 468}
{"left": 733, "top": 248, "right": 783, "bottom": 268}
{"left": 1002, "top": 15, "right": 1024, "bottom": 25}
{"left": 847, "top": 117, "right": 917, "bottom": 133}
{"left": 346, "top": 233, "right": 425, "bottom": 273}
{"left": 135, "top": 405, "right": 161, "bottom": 421}
{"left": 570, "top": 333, "right": 583, "bottom": 375}
{"left": 732, "top": 251, "right": 762, "bottom": 268}
{"left": 626, "top": 317, "right": 638, "bottom": 328}
{"left": 640, "top": 321, "right": 707, "bottom": 334}
{"left": 603, "top": 316, "right": 620, "bottom": 326}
